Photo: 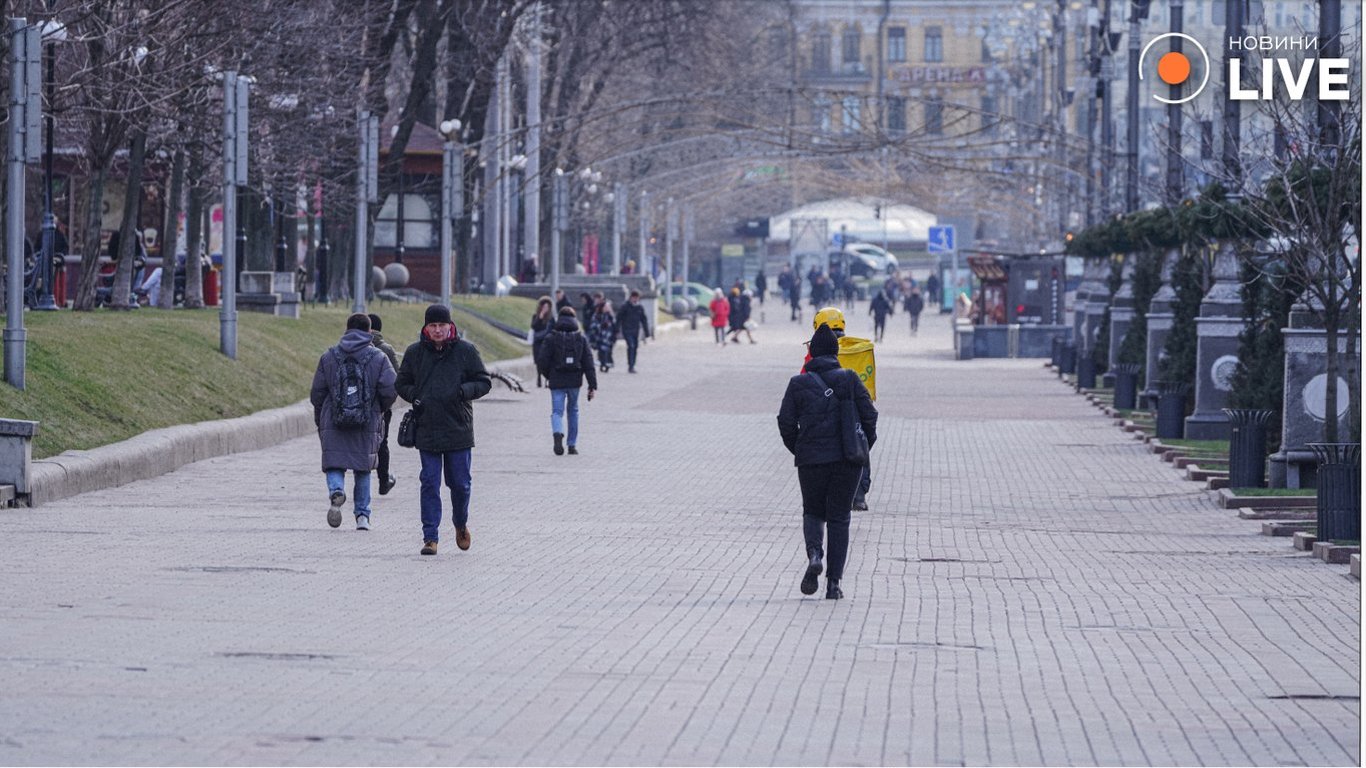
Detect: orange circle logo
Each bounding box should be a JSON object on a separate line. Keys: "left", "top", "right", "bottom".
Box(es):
{"left": 1157, "top": 52, "right": 1191, "bottom": 85}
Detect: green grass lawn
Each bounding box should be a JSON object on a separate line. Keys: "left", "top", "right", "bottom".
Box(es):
{"left": 452, "top": 295, "right": 537, "bottom": 333}
{"left": 1229, "top": 487, "right": 1317, "bottom": 497}
{"left": 0, "top": 302, "right": 524, "bottom": 459}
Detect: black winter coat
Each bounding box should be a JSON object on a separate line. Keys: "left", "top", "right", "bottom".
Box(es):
{"left": 905, "top": 293, "right": 925, "bottom": 315}
{"left": 616, "top": 301, "right": 650, "bottom": 339}
{"left": 777, "top": 355, "right": 878, "bottom": 466}
{"left": 395, "top": 333, "right": 493, "bottom": 453}
{"left": 536, "top": 317, "right": 599, "bottom": 390}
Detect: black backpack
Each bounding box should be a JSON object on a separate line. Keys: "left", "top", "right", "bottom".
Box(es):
{"left": 552, "top": 332, "right": 581, "bottom": 374}
{"left": 330, "top": 348, "right": 373, "bottom": 429}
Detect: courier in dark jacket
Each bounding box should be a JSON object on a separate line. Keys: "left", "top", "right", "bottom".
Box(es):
{"left": 310, "top": 313, "right": 398, "bottom": 531}
{"left": 395, "top": 304, "right": 493, "bottom": 556}
{"left": 536, "top": 307, "right": 598, "bottom": 455}
{"left": 777, "top": 324, "right": 878, "bottom": 600}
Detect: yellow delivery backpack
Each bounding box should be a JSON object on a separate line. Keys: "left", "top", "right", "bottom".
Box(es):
{"left": 836, "top": 335, "right": 876, "bottom": 401}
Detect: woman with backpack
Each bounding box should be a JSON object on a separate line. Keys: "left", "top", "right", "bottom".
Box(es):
{"left": 535, "top": 307, "right": 598, "bottom": 455}
{"left": 776, "top": 324, "right": 878, "bottom": 600}
{"left": 530, "top": 296, "right": 555, "bottom": 388}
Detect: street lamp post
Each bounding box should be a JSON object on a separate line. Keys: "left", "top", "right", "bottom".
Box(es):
{"left": 551, "top": 168, "right": 567, "bottom": 298}
{"left": 354, "top": 110, "right": 378, "bottom": 314}
{"left": 220, "top": 70, "right": 248, "bottom": 360}
{"left": 35, "top": 12, "right": 62, "bottom": 311}
{"left": 439, "top": 119, "right": 464, "bottom": 307}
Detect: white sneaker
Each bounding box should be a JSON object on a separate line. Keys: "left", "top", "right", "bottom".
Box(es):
{"left": 355, "top": 515, "right": 371, "bottom": 531}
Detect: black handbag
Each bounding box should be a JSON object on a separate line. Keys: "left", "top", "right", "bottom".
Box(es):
{"left": 809, "top": 370, "right": 870, "bottom": 466}
{"left": 396, "top": 401, "right": 421, "bottom": 448}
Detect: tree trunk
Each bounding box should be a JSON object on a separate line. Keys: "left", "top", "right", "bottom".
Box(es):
{"left": 72, "top": 164, "right": 110, "bottom": 311}
{"left": 182, "top": 148, "right": 205, "bottom": 309}
{"left": 111, "top": 129, "right": 148, "bottom": 310}
{"left": 158, "top": 147, "right": 186, "bottom": 309}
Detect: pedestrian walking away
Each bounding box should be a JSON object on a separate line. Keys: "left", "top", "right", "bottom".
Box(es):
{"left": 802, "top": 306, "right": 877, "bottom": 511}
{"left": 709, "top": 288, "right": 731, "bottom": 345}
{"left": 616, "top": 290, "right": 651, "bottom": 373}
{"left": 367, "top": 313, "right": 401, "bottom": 495}
{"left": 754, "top": 269, "right": 767, "bottom": 307}
{"left": 925, "top": 272, "right": 941, "bottom": 311}
{"left": 778, "top": 324, "right": 878, "bottom": 600}
{"left": 395, "top": 304, "right": 493, "bottom": 556}
{"left": 869, "top": 288, "right": 894, "bottom": 343}
{"left": 728, "top": 288, "right": 756, "bottom": 344}
{"left": 530, "top": 296, "right": 555, "bottom": 387}
{"left": 535, "top": 307, "right": 598, "bottom": 457}
{"left": 309, "top": 313, "right": 397, "bottom": 532}
{"left": 588, "top": 299, "right": 617, "bottom": 373}
{"left": 904, "top": 287, "right": 924, "bottom": 335}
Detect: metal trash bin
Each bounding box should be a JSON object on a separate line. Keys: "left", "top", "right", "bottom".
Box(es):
{"left": 1075, "top": 353, "right": 1096, "bottom": 391}
{"left": 1224, "top": 408, "right": 1273, "bottom": 489}
{"left": 1113, "top": 363, "right": 1141, "bottom": 410}
{"left": 1059, "top": 342, "right": 1077, "bottom": 375}
{"left": 1309, "top": 443, "right": 1361, "bottom": 542}
{"left": 1155, "top": 382, "right": 1190, "bottom": 440}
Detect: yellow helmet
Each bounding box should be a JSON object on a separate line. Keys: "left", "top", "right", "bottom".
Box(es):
{"left": 813, "top": 306, "right": 846, "bottom": 332}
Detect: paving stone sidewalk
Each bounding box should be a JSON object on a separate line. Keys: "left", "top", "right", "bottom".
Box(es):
{"left": 0, "top": 304, "right": 1358, "bottom": 766}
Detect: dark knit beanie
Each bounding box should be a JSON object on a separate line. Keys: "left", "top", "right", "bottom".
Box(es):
{"left": 558, "top": 306, "right": 577, "bottom": 318}
{"left": 367, "top": 313, "right": 382, "bottom": 332}
{"left": 424, "top": 304, "right": 452, "bottom": 325}
{"left": 809, "top": 324, "right": 839, "bottom": 357}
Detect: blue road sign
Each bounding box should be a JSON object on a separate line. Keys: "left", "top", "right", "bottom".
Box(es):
{"left": 928, "top": 225, "right": 955, "bottom": 253}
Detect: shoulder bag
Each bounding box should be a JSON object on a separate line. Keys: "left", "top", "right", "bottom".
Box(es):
{"left": 396, "top": 400, "right": 421, "bottom": 448}
{"left": 807, "top": 370, "right": 870, "bottom": 466}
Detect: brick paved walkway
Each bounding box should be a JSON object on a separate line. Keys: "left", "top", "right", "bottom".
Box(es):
{"left": 1, "top": 303, "right": 1358, "bottom": 766}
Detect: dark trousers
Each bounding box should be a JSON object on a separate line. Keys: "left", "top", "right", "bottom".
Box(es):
{"left": 854, "top": 463, "right": 871, "bottom": 505}
{"left": 419, "top": 449, "right": 472, "bottom": 542}
{"left": 377, "top": 409, "right": 392, "bottom": 480}
{"left": 873, "top": 315, "right": 887, "bottom": 341}
{"left": 625, "top": 335, "right": 640, "bottom": 368}
{"left": 797, "top": 461, "right": 862, "bottom": 582}
{"left": 910, "top": 312, "right": 921, "bottom": 333}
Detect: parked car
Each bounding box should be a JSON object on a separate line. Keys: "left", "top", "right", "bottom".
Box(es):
{"left": 845, "top": 242, "right": 900, "bottom": 274}
{"left": 670, "top": 281, "right": 716, "bottom": 315}
{"left": 829, "top": 250, "right": 884, "bottom": 279}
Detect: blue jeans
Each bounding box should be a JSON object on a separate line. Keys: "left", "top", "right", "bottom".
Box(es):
{"left": 419, "top": 449, "right": 472, "bottom": 542}
{"left": 551, "top": 388, "right": 580, "bottom": 446}
{"left": 325, "top": 470, "right": 372, "bottom": 518}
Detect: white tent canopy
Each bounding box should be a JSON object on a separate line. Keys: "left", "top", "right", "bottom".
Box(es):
{"left": 766, "top": 197, "right": 937, "bottom": 245}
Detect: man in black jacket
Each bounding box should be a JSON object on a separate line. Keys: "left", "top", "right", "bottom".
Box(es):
{"left": 535, "top": 307, "right": 598, "bottom": 456}
{"left": 615, "top": 290, "right": 651, "bottom": 373}
{"left": 395, "top": 304, "right": 493, "bottom": 556}
{"left": 777, "top": 324, "right": 878, "bottom": 600}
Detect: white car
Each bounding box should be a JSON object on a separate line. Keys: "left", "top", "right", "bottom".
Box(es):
{"left": 844, "top": 243, "right": 900, "bottom": 274}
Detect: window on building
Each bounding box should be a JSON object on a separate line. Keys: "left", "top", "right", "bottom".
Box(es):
{"left": 888, "top": 27, "right": 906, "bottom": 62}
{"left": 813, "top": 96, "right": 832, "bottom": 133}
{"left": 887, "top": 96, "right": 906, "bottom": 135}
{"left": 812, "top": 31, "right": 831, "bottom": 73}
{"left": 768, "top": 26, "right": 787, "bottom": 63}
{"left": 376, "top": 192, "right": 435, "bottom": 249}
{"left": 1200, "top": 119, "right": 1214, "bottom": 159}
{"left": 842, "top": 27, "right": 860, "bottom": 64}
{"left": 842, "top": 96, "right": 862, "bottom": 133}
{"left": 924, "top": 97, "right": 943, "bottom": 135}
{"left": 924, "top": 27, "right": 943, "bottom": 62}
{"left": 981, "top": 95, "right": 998, "bottom": 134}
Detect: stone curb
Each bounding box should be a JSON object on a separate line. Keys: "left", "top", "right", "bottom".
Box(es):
{"left": 22, "top": 318, "right": 697, "bottom": 508}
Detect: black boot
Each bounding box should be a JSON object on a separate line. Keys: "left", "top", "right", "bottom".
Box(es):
{"left": 800, "top": 549, "right": 823, "bottom": 595}
{"left": 553, "top": 432, "right": 564, "bottom": 455}
{"left": 825, "top": 579, "right": 843, "bottom": 600}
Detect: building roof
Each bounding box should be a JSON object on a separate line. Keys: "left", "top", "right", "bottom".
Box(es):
{"left": 767, "top": 197, "right": 937, "bottom": 244}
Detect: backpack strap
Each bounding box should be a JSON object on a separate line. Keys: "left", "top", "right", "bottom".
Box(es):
{"left": 807, "top": 370, "right": 835, "bottom": 399}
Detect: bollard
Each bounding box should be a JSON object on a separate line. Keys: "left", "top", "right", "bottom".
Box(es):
{"left": 1309, "top": 443, "right": 1361, "bottom": 542}
{"left": 1051, "top": 337, "right": 1062, "bottom": 369}
{"left": 1060, "top": 342, "right": 1077, "bottom": 375}
{"left": 1113, "top": 363, "right": 1141, "bottom": 410}
{"left": 1156, "top": 382, "right": 1190, "bottom": 439}
{"left": 1075, "top": 354, "right": 1096, "bottom": 391}
{"left": 1224, "top": 408, "right": 1273, "bottom": 489}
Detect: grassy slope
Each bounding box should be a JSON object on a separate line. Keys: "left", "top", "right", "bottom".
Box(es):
{"left": 0, "top": 302, "right": 524, "bottom": 459}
